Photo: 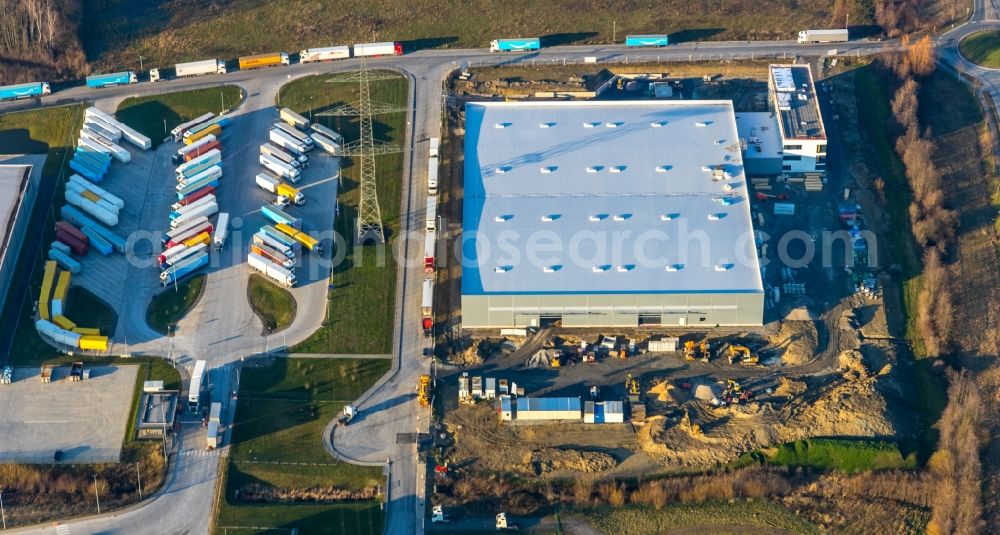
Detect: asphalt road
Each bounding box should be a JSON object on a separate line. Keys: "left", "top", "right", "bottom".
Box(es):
{"left": 4, "top": 29, "right": 986, "bottom": 534}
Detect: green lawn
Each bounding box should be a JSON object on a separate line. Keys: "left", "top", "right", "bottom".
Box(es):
{"left": 281, "top": 73, "right": 408, "bottom": 354}
{"left": 734, "top": 438, "right": 916, "bottom": 473}
{"left": 116, "top": 85, "right": 243, "bottom": 147}
{"left": 146, "top": 273, "right": 206, "bottom": 334}
{"left": 0, "top": 105, "right": 85, "bottom": 365}
{"left": 586, "top": 501, "right": 819, "bottom": 535}
{"left": 960, "top": 30, "right": 1000, "bottom": 69}
{"left": 248, "top": 274, "right": 296, "bottom": 333}
{"left": 64, "top": 285, "right": 118, "bottom": 335}
{"left": 81, "top": 0, "right": 873, "bottom": 70}
{"left": 217, "top": 358, "right": 390, "bottom": 534}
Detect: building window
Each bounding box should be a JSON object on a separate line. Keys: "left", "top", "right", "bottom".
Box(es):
{"left": 783, "top": 144, "right": 802, "bottom": 150}
{"left": 817, "top": 144, "right": 827, "bottom": 154}
{"left": 638, "top": 314, "right": 661, "bottom": 326}
{"left": 817, "top": 155, "right": 826, "bottom": 165}
{"left": 782, "top": 165, "right": 792, "bottom": 171}
{"left": 782, "top": 155, "right": 802, "bottom": 161}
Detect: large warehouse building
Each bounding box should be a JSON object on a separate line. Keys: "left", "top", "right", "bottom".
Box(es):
{"left": 462, "top": 100, "right": 764, "bottom": 329}
{"left": 0, "top": 159, "right": 40, "bottom": 321}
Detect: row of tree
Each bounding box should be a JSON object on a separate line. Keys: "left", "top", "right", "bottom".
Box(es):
{"left": 882, "top": 36, "right": 986, "bottom": 534}
{"left": 885, "top": 37, "right": 958, "bottom": 357}
{"left": 0, "top": 0, "right": 86, "bottom": 83}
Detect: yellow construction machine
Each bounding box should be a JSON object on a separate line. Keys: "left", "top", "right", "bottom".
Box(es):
{"left": 684, "top": 340, "right": 697, "bottom": 361}
{"left": 698, "top": 340, "right": 710, "bottom": 362}
{"left": 727, "top": 344, "right": 759, "bottom": 366}
{"left": 418, "top": 374, "right": 432, "bottom": 407}
{"left": 626, "top": 374, "right": 641, "bottom": 403}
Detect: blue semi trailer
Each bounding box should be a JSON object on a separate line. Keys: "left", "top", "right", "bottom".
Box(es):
{"left": 625, "top": 34, "right": 670, "bottom": 47}
{"left": 0, "top": 82, "right": 51, "bottom": 101}
{"left": 490, "top": 38, "right": 541, "bottom": 52}
{"left": 86, "top": 71, "right": 138, "bottom": 88}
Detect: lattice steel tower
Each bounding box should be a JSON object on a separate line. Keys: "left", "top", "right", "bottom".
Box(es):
{"left": 320, "top": 58, "right": 406, "bottom": 244}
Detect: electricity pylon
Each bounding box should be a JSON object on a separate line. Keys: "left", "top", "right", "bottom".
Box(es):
{"left": 319, "top": 59, "right": 407, "bottom": 244}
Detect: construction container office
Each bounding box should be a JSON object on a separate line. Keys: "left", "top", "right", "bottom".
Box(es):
{"left": 768, "top": 64, "right": 827, "bottom": 176}
{"left": 462, "top": 101, "right": 764, "bottom": 329}
{"left": 502, "top": 396, "right": 583, "bottom": 421}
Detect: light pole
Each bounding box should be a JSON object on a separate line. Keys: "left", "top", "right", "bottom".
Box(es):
{"left": 139, "top": 55, "right": 144, "bottom": 73}
{"left": 613, "top": 21, "right": 617, "bottom": 43}
{"left": 93, "top": 475, "right": 101, "bottom": 514}
{"left": 136, "top": 461, "right": 143, "bottom": 499}
{"left": 1, "top": 489, "right": 6, "bottom": 530}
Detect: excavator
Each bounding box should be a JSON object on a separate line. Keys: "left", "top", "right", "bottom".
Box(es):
{"left": 698, "top": 340, "right": 711, "bottom": 362}
{"left": 625, "top": 374, "right": 641, "bottom": 403}
{"left": 417, "top": 374, "right": 432, "bottom": 407}
{"left": 683, "top": 340, "right": 697, "bottom": 361}
{"left": 727, "top": 344, "right": 759, "bottom": 366}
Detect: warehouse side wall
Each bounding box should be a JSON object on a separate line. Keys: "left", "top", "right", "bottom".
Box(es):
{"left": 462, "top": 292, "right": 764, "bottom": 328}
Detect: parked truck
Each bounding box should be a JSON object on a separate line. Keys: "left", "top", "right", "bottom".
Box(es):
{"left": 0, "top": 82, "right": 50, "bottom": 100}
{"left": 797, "top": 29, "right": 849, "bottom": 43}
{"left": 248, "top": 252, "right": 296, "bottom": 287}
{"left": 162, "top": 215, "right": 210, "bottom": 245}
{"left": 425, "top": 196, "right": 437, "bottom": 231}
{"left": 261, "top": 142, "right": 306, "bottom": 167}
{"left": 160, "top": 243, "right": 207, "bottom": 269}
{"left": 86, "top": 71, "right": 137, "bottom": 88}
{"left": 169, "top": 194, "right": 216, "bottom": 221}
{"left": 310, "top": 123, "right": 344, "bottom": 145}
{"left": 428, "top": 137, "right": 439, "bottom": 158}
{"left": 253, "top": 232, "right": 296, "bottom": 259}
{"left": 176, "top": 149, "right": 222, "bottom": 179}
{"left": 309, "top": 132, "right": 341, "bottom": 155}
{"left": 300, "top": 46, "right": 351, "bottom": 63}
{"left": 279, "top": 107, "right": 311, "bottom": 129}
{"left": 173, "top": 59, "right": 228, "bottom": 78}
{"left": 173, "top": 134, "right": 217, "bottom": 163}
{"left": 161, "top": 251, "right": 208, "bottom": 286}
{"left": 176, "top": 166, "right": 222, "bottom": 199}
{"left": 353, "top": 41, "right": 403, "bottom": 57}
{"left": 170, "top": 202, "right": 218, "bottom": 229}
{"left": 490, "top": 38, "right": 540, "bottom": 52}
{"left": 260, "top": 153, "right": 301, "bottom": 183}
{"left": 213, "top": 212, "right": 230, "bottom": 250}
{"left": 256, "top": 173, "right": 305, "bottom": 205}
{"left": 261, "top": 203, "right": 301, "bottom": 229}
{"left": 424, "top": 230, "right": 436, "bottom": 272}
{"left": 269, "top": 129, "right": 310, "bottom": 158}
{"left": 624, "top": 34, "right": 670, "bottom": 47}
{"left": 427, "top": 156, "right": 439, "bottom": 195}
{"left": 273, "top": 122, "right": 314, "bottom": 149}
{"left": 184, "top": 123, "right": 222, "bottom": 146}
{"left": 421, "top": 278, "right": 434, "bottom": 337}
{"left": 251, "top": 242, "right": 295, "bottom": 269}
{"left": 238, "top": 52, "right": 289, "bottom": 70}
{"left": 171, "top": 113, "right": 215, "bottom": 142}
{"left": 181, "top": 139, "right": 221, "bottom": 163}
{"left": 275, "top": 223, "right": 323, "bottom": 255}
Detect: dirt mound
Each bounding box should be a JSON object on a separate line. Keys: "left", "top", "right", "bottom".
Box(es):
{"left": 779, "top": 376, "right": 895, "bottom": 438}
{"left": 773, "top": 377, "right": 808, "bottom": 398}
{"left": 838, "top": 349, "right": 870, "bottom": 379}
{"left": 769, "top": 320, "right": 819, "bottom": 365}
{"left": 450, "top": 337, "right": 516, "bottom": 366}
{"left": 523, "top": 448, "right": 617, "bottom": 474}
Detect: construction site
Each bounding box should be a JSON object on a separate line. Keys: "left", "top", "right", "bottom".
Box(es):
{"left": 424, "top": 57, "right": 922, "bottom": 518}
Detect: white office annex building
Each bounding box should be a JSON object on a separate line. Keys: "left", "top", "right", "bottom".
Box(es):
{"left": 461, "top": 100, "right": 765, "bottom": 329}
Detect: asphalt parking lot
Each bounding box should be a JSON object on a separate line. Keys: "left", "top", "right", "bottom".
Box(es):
{"left": 0, "top": 365, "right": 138, "bottom": 463}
